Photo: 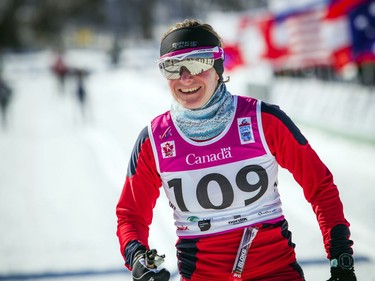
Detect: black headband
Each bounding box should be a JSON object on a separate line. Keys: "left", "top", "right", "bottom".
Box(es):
{"left": 160, "top": 26, "right": 224, "bottom": 80}
{"left": 160, "top": 26, "right": 221, "bottom": 56}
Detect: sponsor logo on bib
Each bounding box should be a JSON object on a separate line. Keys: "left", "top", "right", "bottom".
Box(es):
{"left": 186, "top": 147, "right": 232, "bottom": 165}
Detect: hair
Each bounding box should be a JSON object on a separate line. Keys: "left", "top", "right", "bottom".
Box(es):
{"left": 161, "top": 19, "right": 223, "bottom": 47}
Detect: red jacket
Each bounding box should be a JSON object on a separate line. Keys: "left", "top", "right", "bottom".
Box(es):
{"left": 116, "top": 101, "right": 352, "bottom": 273}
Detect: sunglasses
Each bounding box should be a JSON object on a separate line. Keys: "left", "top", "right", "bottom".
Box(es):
{"left": 157, "top": 46, "right": 224, "bottom": 80}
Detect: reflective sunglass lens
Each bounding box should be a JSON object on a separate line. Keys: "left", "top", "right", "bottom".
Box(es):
{"left": 158, "top": 58, "right": 215, "bottom": 79}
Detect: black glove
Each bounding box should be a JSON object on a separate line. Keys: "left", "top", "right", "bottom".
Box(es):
{"left": 327, "top": 267, "right": 357, "bottom": 281}
{"left": 132, "top": 248, "right": 170, "bottom": 281}
{"left": 327, "top": 253, "right": 357, "bottom": 281}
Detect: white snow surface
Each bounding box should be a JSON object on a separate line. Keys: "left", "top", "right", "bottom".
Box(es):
{"left": 0, "top": 47, "right": 374, "bottom": 281}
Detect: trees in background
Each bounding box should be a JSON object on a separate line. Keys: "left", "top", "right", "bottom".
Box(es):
{"left": 0, "top": 0, "right": 266, "bottom": 50}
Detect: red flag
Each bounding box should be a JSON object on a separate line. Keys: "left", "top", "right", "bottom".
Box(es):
{"left": 258, "top": 15, "right": 289, "bottom": 62}
{"left": 223, "top": 44, "right": 245, "bottom": 71}
{"left": 326, "top": 0, "right": 367, "bottom": 18}
{"left": 332, "top": 46, "right": 352, "bottom": 69}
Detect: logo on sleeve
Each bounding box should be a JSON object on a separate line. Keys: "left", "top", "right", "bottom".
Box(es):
{"left": 237, "top": 117, "right": 254, "bottom": 144}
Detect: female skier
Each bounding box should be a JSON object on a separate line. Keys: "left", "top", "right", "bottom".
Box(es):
{"left": 116, "top": 19, "right": 356, "bottom": 281}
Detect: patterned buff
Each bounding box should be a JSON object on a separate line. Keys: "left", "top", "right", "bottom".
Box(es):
{"left": 170, "top": 83, "right": 234, "bottom": 141}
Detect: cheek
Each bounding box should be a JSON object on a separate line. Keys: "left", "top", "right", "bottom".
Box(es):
{"left": 199, "top": 68, "right": 218, "bottom": 80}
{"left": 167, "top": 80, "right": 176, "bottom": 92}
{"left": 202, "top": 70, "right": 219, "bottom": 90}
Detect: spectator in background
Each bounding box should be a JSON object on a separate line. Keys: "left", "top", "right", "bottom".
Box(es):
{"left": 71, "top": 67, "right": 90, "bottom": 119}
{"left": 0, "top": 76, "right": 12, "bottom": 130}
{"left": 51, "top": 51, "right": 69, "bottom": 93}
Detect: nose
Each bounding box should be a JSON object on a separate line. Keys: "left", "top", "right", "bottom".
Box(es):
{"left": 179, "top": 67, "right": 193, "bottom": 82}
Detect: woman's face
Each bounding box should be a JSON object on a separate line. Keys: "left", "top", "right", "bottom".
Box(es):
{"left": 167, "top": 67, "right": 219, "bottom": 109}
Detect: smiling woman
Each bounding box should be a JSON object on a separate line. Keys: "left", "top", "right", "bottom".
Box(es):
{"left": 116, "top": 18, "right": 357, "bottom": 281}
{"left": 158, "top": 27, "right": 225, "bottom": 109}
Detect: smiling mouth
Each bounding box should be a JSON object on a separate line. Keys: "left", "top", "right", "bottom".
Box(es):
{"left": 179, "top": 86, "right": 200, "bottom": 94}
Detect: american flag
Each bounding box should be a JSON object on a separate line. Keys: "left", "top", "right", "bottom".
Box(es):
{"left": 256, "top": 6, "right": 333, "bottom": 70}
{"left": 237, "top": 0, "right": 373, "bottom": 70}
{"left": 279, "top": 8, "right": 331, "bottom": 68}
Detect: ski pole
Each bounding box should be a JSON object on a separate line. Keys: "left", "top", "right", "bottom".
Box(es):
{"left": 229, "top": 226, "right": 259, "bottom": 281}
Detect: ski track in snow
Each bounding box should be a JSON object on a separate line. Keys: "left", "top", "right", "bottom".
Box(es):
{"left": 0, "top": 49, "right": 374, "bottom": 281}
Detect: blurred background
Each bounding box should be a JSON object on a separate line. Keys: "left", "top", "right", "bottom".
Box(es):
{"left": 0, "top": 0, "right": 374, "bottom": 280}
{"left": 0, "top": 0, "right": 374, "bottom": 87}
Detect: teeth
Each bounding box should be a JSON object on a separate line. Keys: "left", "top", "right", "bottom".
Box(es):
{"left": 181, "top": 87, "right": 199, "bottom": 93}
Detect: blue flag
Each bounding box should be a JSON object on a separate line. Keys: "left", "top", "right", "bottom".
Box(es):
{"left": 349, "top": 0, "right": 375, "bottom": 62}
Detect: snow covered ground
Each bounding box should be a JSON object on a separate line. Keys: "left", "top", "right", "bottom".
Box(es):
{"left": 0, "top": 46, "right": 374, "bottom": 281}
